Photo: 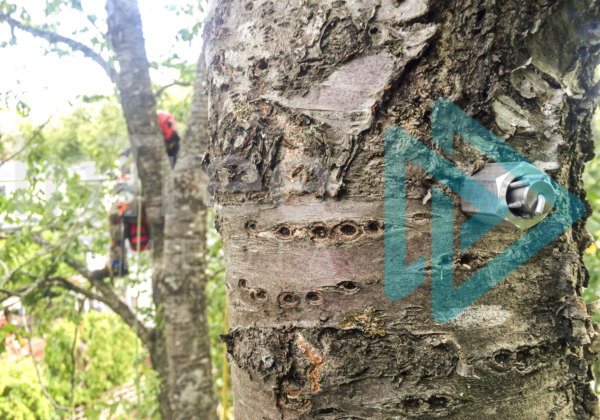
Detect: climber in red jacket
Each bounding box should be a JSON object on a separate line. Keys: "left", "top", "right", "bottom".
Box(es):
{"left": 91, "top": 110, "right": 180, "bottom": 280}
{"left": 158, "top": 110, "right": 180, "bottom": 168}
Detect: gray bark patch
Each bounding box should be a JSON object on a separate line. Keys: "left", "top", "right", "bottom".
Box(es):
{"left": 447, "top": 305, "right": 512, "bottom": 329}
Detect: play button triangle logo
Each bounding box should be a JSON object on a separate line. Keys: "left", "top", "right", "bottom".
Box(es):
{"left": 384, "top": 98, "right": 585, "bottom": 323}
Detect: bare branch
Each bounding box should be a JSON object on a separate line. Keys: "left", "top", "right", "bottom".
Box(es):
{"left": 1, "top": 272, "right": 52, "bottom": 302}
{"left": 49, "top": 277, "right": 104, "bottom": 304}
{"left": 16, "top": 219, "right": 86, "bottom": 297}
{"left": 0, "top": 259, "right": 8, "bottom": 277}
{"left": 0, "top": 226, "right": 77, "bottom": 288}
{"left": 0, "top": 285, "right": 29, "bottom": 302}
{"left": 27, "top": 235, "right": 151, "bottom": 346}
{"left": 85, "top": 14, "right": 105, "bottom": 38}
{"left": 154, "top": 80, "right": 192, "bottom": 97}
{"left": 0, "top": 14, "right": 118, "bottom": 83}
{"left": 0, "top": 112, "right": 55, "bottom": 168}
{"left": 0, "top": 245, "right": 58, "bottom": 290}
{"left": 52, "top": 275, "right": 151, "bottom": 348}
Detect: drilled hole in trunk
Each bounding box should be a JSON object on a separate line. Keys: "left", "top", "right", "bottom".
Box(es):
{"left": 366, "top": 221, "right": 382, "bottom": 234}
{"left": 316, "top": 407, "right": 338, "bottom": 414}
{"left": 278, "top": 292, "right": 299, "bottom": 307}
{"left": 403, "top": 398, "right": 422, "bottom": 412}
{"left": 516, "top": 348, "right": 533, "bottom": 365}
{"left": 429, "top": 396, "right": 449, "bottom": 408}
{"left": 340, "top": 224, "right": 357, "bottom": 236}
{"left": 251, "top": 289, "right": 267, "bottom": 301}
{"left": 313, "top": 226, "right": 327, "bottom": 237}
{"left": 245, "top": 2, "right": 253, "bottom": 10}
{"left": 245, "top": 220, "right": 258, "bottom": 231}
{"left": 493, "top": 350, "right": 513, "bottom": 366}
{"left": 337, "top": 281, "right": 358, "bottom": 292}
{"left": 306, "top": 291, "right": 324, "bottom": 305}
{"left": 257, "top": 58, "right": 268, "bottom": 70}
{"left": 238, "top": 279, "right": 248, "bottom": 288}
{"left": 309, "top": 224, "right": 328, "bottom": 241}
{"left": 276, "top": 226, "right": 292, "bottom": 239}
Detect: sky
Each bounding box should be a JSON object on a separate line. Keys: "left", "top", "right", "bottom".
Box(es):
{"left": 0, "top": 0, "right": 203, "bottom": 128}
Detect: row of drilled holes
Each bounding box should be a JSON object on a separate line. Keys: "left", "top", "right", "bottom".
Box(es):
{"left": 238, "top": 279, "right": 358, "bottom": 306}
{"left": 245, "top": 220, "right": 383, "bottom": 240}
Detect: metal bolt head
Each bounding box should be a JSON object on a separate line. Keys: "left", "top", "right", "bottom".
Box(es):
{"left": 460, "top": 163, "right": 557, "bottom": 231}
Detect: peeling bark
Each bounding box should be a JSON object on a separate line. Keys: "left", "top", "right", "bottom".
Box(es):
{"left": 204, "top": 0, "right": 600, "bottom": 418}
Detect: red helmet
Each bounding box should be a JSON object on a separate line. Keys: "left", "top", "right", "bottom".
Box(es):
{"left": 157, "top": 110, "right": 178, "bottom": 141}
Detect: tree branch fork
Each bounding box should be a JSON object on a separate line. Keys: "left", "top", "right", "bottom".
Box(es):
{"left": 1, "top": 234, "right": 151, "bottom": 348}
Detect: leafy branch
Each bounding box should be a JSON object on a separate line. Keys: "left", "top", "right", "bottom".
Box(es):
{"left": 0, "top": 111, "right": 55, "bottom": 168}
{"left": 1, "top": 222, "right": 151, "bottom": 349}
{"left": 154, "top": 80, "right": 192, "bottom": 98}
{"left": 0, "top": 13, "right": 118, "bottom": 83}
{"left": 49, "top": 251, "right": 151, "bottom": 348}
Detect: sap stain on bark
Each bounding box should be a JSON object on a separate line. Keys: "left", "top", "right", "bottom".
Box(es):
{"left": 223, "top": 326, "right": 460, "bottom": 417}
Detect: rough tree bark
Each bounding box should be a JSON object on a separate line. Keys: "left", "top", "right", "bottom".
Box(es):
{"left": 161, "top": 51, "right": 218, "bottom": 420}
{"left": 204, "top": 0, "right": 600, "bottom": 418}
{"left": 105, "top": 1, "right": 172, "bottom": 417}
{"left": 106, "top": 2, "right": 216, "bottom": 419}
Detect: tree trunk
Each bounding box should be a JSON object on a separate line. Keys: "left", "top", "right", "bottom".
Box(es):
{"left": 161, "top": 51, "right": 218, "bottom": 420}
{"left": 105, "top": 1, "right": 172, "bottom": 418}
{"left": 204, "top": 0, "right": 600, "bottom": 418}
{"left": 106, "top": 2, "right": 216, "bottom": 419}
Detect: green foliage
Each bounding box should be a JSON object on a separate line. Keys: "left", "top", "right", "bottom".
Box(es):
{"left": 0, "top": 358, "right": 54, "bottom": 420}
{"left": 0, "top": 90, "right": 30, "bottom": 117}
{"left": 44, "top": 312, "right": 139, "bottom": 407}
{"left": 164, "top": 2, "right": 205, "bottom": 44}
{"left": 584, "top": 109, "right": 600, "bottom": 306}
{"left": 0, "top": 96, "right": 229, "bottom": 417}
{"left": 43, "top": 320, "right": 77, "bottom": 404}
{"left": 16, "top": 101, "right": 128, "bottom": 166}
{"left": 0, "top": 322, "right": 28, "bottom": 355}
{"left": 0, "top": 0, "right": 215, "bottom": 417}
{"left": 0, "top": 141, "right": 112, "bottom": 308}
{"left": 155, "top": 86, "right": 193, "bottom": 137}
{"left": 205, "top": 210, "right": 231, "bottom": 409}
{"left": 0, "top": 99, "right": 127, "bottom": 302}
{"left": 112, "top": 364, "right": 162, "bottom": 420}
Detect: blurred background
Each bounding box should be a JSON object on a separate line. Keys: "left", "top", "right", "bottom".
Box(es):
{"left": 0, "top": 1, "right": 231, "bottom": 419}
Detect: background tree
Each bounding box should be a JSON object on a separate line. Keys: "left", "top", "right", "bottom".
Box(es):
{"left": 0, "top": 1, "right": 219, "bottom": 419}
{"left": 204, "top": 0, "right": 600, "bottom": 418}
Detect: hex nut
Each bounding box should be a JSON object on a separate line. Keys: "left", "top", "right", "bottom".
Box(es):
{"left": 460, "top": 163, "right": 557, "bottom": 231}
